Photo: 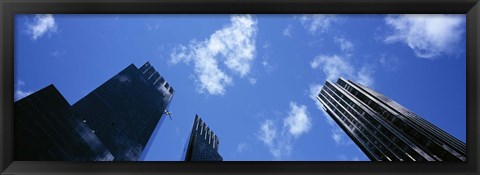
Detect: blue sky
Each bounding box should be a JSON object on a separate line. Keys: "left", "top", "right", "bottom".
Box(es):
{"left": 14, "top": 14, "right": 466, "bottom": 161}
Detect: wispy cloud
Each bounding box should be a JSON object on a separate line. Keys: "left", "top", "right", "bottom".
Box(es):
{"left": 262, "top": 60, "right": 268, "bottom": 67}
{"left": 257, "top": 119, "right": 292, "bottom": 160}
{"left": 282, "top": 25, "right": 293, "bottom": 38}
{"left": 260, "top": 40, "right": 276, "bottom": 74}
{"left": 170, "top": 15, "right": 257, "bottom": 95}
{"left": 312, "top": 35, "right": 373, "bottom": 87}
{"left": 309, "top": 34, "right": 373, "bottom": 146}
{"left": 331, "top": 127, "right": 354, "bottom": 145}
{"left": 14, "top": 80, "right": 33, "bottom": 101}
{"left": 283, "top": 102, "right": 311, "bottom": 138}
{"left": 298, "top": 15, "right": 337, "bottom": 35}
{"left": 378, "top": 53, "right": 400, "bottom": 71}
{"left": 334, "top": 37, "right": 354, "bottom": 52}
{"left": 310, "top": 54, "right": 374, "bottom": 87}
{"left": 258, "top": 119, "right": 277, "bottom": 147}
{"left": 310, "top": 55, "right": 353, "bottom": 81}
{"left": 27, "top": 14, "right": 57, "bottom": 40}
{"left": 356, "top": 66, "right": 374, "bottom": 88}
{"left": 384, "top": 14, "right": 465, "bottom": 59}
{"left": 257, "top": 102, "right": 311, "bottom": 160}
{"left": 308, "top": 54, "right": 371, "bottom": 145}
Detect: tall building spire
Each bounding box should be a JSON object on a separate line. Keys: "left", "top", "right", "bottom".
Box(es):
{"left": 183, "top": 114, "right": 223, "bottom": 161}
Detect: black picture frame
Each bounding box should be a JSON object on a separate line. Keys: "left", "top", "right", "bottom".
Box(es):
{"left": 1, "top": 0, "right": 479, "bottom": 174}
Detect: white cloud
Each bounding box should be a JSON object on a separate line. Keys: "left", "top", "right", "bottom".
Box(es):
{"left": 356, "top": 66, "right": 374, "bottom": 87}
{"left": 310, "top": 54, "right": 374, "bottom": 87}
{"left": 269, "top": 136, "right": 292, "bottom": 160}
{"left": 262, "top": 60, "right": 268, "bottom": 67}
{"left": 334, "top": 37, "right": 354, "bottom": 52}
{"left": 309, "top": 54, "right": 369, "bottom": 146}
{"left": 257, "top": 101, "right": 311, "bottom": 160}
{"left": 170, "top": 15, "right": 257, "bottom": 95}
{"left": 258, "top": 119, "right": 277, "bottom": 147}
{"left": 261, "top": 55, "right": 276, "bottom": 74}
{"left": 282, "top": 25, "right": 293, "bottom": 38}
{"left": 14, "top": 80, "right": 33, "bottom": 101}
{"left": 379, "top": 53, "right": 399, "bottom": 71}
{"left": 284, "top": 102, "right": 311, "bottom": 138}
{"left": 331, "top": 130, "right": 342, "bottom": 143}
{"left": 298, "top": 15, "right": 337, "bottom": 35}
{"left": 27, "top": 14, "right": 57, "bottom": 40}
{"left": 310, "top": 55, "right": 354, "bottom": 81}
{"left": 309, "top": 55, "right": 373, "bottom": 145}
{"left": 257, "top": 119, "right": 292, "bottom": 160}
{"left": 331, "top": 127, "right": 354, "bottom": 145}
{"left": 384, "top": 14, "right": 465, "bottom": 59}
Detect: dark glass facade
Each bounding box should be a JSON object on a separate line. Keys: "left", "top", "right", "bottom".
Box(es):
{"left": 318, "top": 77, "right": 466, "bottom": 161}
{"left": 14, "top": 85, "right": 113, "bottom": 161}
{"left": 184, "top": 115, "right": 223, "bottom": 161}
{"left": 15, "top": 62, "right": 174, "bottom": 161}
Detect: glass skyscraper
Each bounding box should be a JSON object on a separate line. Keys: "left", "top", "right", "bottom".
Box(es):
{"left": 15, "top": 62, "right": 174, "bottom": 161}
{"left": 317, "top": 77, "right": 466, "bottom": 161}
{"left": 183, "top": 115, "right": 223, "bottom": 161}
{"left": 14, "top": 85, "right": 114, "bottom": 161}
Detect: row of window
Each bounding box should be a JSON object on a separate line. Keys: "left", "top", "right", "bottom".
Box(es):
{"left": 338, "top": 81, "right": 467, "bottom": 161}
{"left": 321, "top": 88, "right": 404, "bottom": 161}
{"left": 322, "top": 82, "right": 426, "bottom": 161}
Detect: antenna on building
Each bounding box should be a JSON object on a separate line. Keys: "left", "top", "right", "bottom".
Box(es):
{"left": 164, "top": 109, "right": 173, "bottom": 120}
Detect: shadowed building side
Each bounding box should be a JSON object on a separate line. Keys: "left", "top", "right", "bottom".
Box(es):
{"left": 14, "top": 85, "right": 113, "bottom": 161}
{"left": 71, "top": 62, "right": 174, "bottom": 161}
{"left": 183, "top": 115, "right": 223, "bottom": 161}
{"left": 14, "top": 62, "right": 174, "bottom": 161}
{"left": 317, "top": 77, "right": 466, "bottom": 161}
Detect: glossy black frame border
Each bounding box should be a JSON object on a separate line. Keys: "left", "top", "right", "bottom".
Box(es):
{"left": 1, "top": 0, "right": 479, "bottom": 174}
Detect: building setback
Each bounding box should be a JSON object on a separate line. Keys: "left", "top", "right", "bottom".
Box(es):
{"left": 15, "top": 62, "right": 174, "bottom": 161}
{"left": 317, "top": 77, "right": 466, "bottom": 161}
{"left": 183, "top": 115, "right": 223, "bottom": 161}
{"left": 14, "top": 85, "right": 113, "bottom": 161}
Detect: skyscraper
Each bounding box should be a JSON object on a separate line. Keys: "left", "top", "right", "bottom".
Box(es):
{"left": 14, "top": 85, "right": 114, "bottom": 161}
{"left": 317, "top": 77, "right": 466, "bottom": 161}
{"left": 183, "top": 115, "right": 223, "bottom": 161}
{"left": 15, "top": 62, "right": 174, "bottom": 161}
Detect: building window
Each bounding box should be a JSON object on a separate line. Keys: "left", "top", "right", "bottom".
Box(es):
{"left": 164, "top": 82, "right": 170, "bottom": 89}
